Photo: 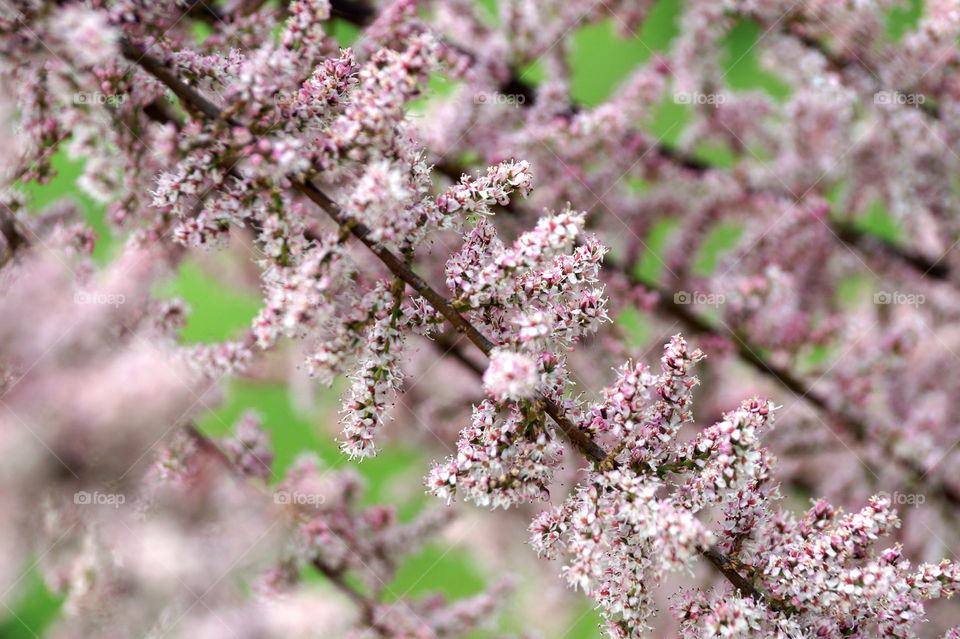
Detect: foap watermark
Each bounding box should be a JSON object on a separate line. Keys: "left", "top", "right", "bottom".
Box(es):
{"left": 673, "top": 91, "right": 726, "bottom": 107}
{"left": 274, "top": 491, "right": 326, "bottom": 506}
{"left": 73, "top": 91, "right": 127, "bottom": 107}
{"left": 74, "top": 291, "right": 126, "bottom": 307}
{"left": 877, "top": 491, "right": 925, "bottom": 507}
{"left": 74, "top": 491, "right": 126, "bottom": 508}
{"left": 873, "top": 290, "right": 924, "bottom": 308}
{"left": 474, "top": 91, "right": 526, "bottom": 107}
{"left": 874, "top": 91, "right": 926, "bottom": 107}
{"left": 674, "top": 291, "right": 726, "bottom": 307}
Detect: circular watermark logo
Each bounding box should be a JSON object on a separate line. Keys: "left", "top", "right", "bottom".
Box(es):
{"left": 74, "top": 491, "right": 126, "bottom": 508}
{"left": 876, "top": 491, "right": 925, "bottom": 507}
{"left": 474, "top": 92, "right": 526, "bottom": 107}
{"left": 673, "top": 92, "right": 726, "bottom": 106}
{"left": 873, "top": 291, "right": 924, "bottom": 308}
{"left": 874, "top": 91, "right": 926, "bottom": 106}
{"left": 674, "top": 290, "right": 726, "bottom": 307}
{"left": 73, "top": 92, "right": 127, "bottom": 106}
{"left": 74, "top": 291, "right": 126, "bottom": 307}
{"left": 274, "top": 491, "right": 326, "bottom": 506}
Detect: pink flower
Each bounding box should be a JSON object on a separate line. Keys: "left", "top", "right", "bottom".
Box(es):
{"left": 51, "top": 7, "right": 118, "bottom": 67}
{"left": 482, "top": 349, "right": 540, "bottom": 401}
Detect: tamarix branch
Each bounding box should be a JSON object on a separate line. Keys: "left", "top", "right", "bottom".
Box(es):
{"left": 1, "top": 1, "right": 960, "bottom": 638}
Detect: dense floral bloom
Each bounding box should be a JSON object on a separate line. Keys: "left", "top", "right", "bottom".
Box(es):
{"left": 3, "top": 0, "right": 960, "bottom": 638}
{"left": 482, "top": 349, "right": 540, "bottom": 400}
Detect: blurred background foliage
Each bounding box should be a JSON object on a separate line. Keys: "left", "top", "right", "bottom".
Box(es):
{"left": 4, "top": 0, "right": 924, "bottom": 636}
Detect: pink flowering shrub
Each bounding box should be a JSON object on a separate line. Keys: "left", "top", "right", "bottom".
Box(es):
{"left": 2, "top": 1, "right": 960, "bottom": 638}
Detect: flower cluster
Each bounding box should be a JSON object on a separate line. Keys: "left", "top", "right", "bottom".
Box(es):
{"left": 221, "top": 411, "right": 274, "bottom": 480}
{"left": 528, "top": 339, "right": 778, "bottom": 638}
{"left": 426, "top": 206, "right": 609, "bottom": 508}
{"left": 428, "top": 399, "right": 564, "bottom": 509}
{"left": 482, "top": 349, "right": 540, "bottom": 400}
{"left": 436, "top": 159, "right": 534, "bottom": 214}
{"left": 4, "top": 0, "right": 960, "bottom": 637}
{"left": 529, "top": 339, "right": 959, "bottom": 639}
{"left": 672, "top": 493, "right": 960, "bottom": 638}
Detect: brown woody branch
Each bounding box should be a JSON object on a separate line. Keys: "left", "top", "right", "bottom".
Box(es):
{"left": 434, "top": 148, "right": 960, "bottom": 511}
{"left": 121, "top": 37, "right": 781, "bottom": 609}
{"left": 0, "top": 207, "right": 29, "bottom": 267}
{"left": 327, "top": 0, "right": 954, "bottom": 285}
{"left": 613, "top": 257, "right": 960, "bottom": 510}
{"left": 186, "top": 423, "right": 386, "bottom": 630}
{"left": 137, "top": 29, "right": 959, "bottom": 515}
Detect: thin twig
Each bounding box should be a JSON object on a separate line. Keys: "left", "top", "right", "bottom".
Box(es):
{"left": 121, "top": 37, "right": 790, "bottom": 610}
{"left": 185, "top": 423, "right": 387, "bottom": 630}
{"left": 612, "top": 256, "right": 960, "bottom": 510}
{"left": 0, "top": 207, "right": 29, "bottom": 267}
{"left": 331, "top": 0, "right": 954, "bottom": 285}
